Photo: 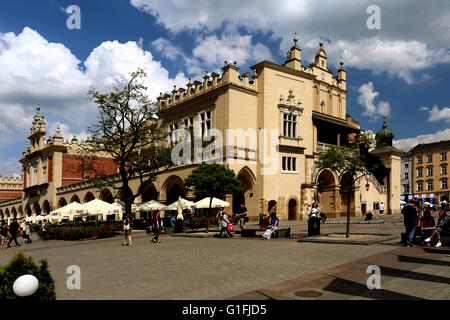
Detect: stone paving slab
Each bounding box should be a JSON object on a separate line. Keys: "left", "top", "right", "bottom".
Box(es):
{"left": 228, "top": 245, "right": 450, "bottom": 300}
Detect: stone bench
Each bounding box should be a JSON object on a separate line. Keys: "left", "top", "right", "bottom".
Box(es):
{"left": 240, "top": 227, "right": 291, "bottom": 238}
{"left": 401, "top": 232, "right": 450, "bottom": 246}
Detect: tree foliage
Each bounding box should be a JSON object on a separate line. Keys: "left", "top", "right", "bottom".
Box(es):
{"left": 0, "top": 253, "right": 56, "bottom": 300}
{"left": 184, "top": 164, "right": 242, "bottom": 232}
{"left": 83, "top": 68, "right": 173, "bottom": 214}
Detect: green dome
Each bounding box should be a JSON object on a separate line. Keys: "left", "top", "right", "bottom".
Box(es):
{"left": 375, "top": 116, "right": 394, "bottom": 147}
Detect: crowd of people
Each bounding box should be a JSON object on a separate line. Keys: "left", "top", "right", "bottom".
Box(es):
{"left": 402, "top": 198, "right": 449, "bottom": 247}
{"left": 0, "top": 218, "right": 33, "bottom": 250}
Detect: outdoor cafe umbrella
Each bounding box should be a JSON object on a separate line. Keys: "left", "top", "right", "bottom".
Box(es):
{"left": 137, "top": 200, "right": 167, "bottom": 212}
{"left": 167, "top": 198, "right": 195, "bottom": 211}
{"left": 194, "top": 197, "right": 230, "bottom": 209}
{"left": 81, "top": 199, "right": 115, "bottom": 217}
{"left": 50, "top": 201, "right": 83, "bottom": 215}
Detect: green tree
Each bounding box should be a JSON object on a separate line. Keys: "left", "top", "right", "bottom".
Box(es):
{"left": 315, "top": 134, "right": 374, "bottom": 238}
{"left": 84, "top": 68, "right": 173, "bottom": 216}
{"left": 0, "top": 253, "right": 56, "bottom": 300}
{"left": 184, "top": 164, "right": 242, "bottom": 232}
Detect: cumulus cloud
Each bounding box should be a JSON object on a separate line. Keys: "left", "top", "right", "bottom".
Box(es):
{"left": 151, "top": 34, "right": 272, "bottom": 77}
{"left": 0, "top": 158, "right": 22, "bottom": 178}
{"left": 131, "top": 0, "right": 450, "bottom": 83}
{"left": 0, "top": 27, "right": 187, "bottom": 139}
{"left": 421, "top": 105, "right": 450, "bottom": 122}
{"left": 357, "top": 82, "right": 391, "bottom": 121}
{"left": 393, "top": 128, "right": 450, "bottom": 151}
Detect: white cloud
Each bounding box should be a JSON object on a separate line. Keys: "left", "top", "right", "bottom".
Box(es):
{"left": 151, "top": 34, "right": 272, "bottom": 77}
{"left": 421, "top": 105, "right": 450, "bottom": 122}
{"left": 131, "top": 0, "right": 450, "bottom": 83}
{"left": 0, "top": 27, "right": 187, "bottom": 139}
{"left": 0, "top": 158, "right": 22, "bottom": 178}
{"left": 394, "top": 128, "right": 450, "bottom": 151}
{"left": 357, "top": 82, "right": 391, "bottom": 121}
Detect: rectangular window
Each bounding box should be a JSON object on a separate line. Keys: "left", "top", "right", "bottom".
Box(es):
{"left": 404, "top": 163, "right": 409, "bottom": 169}
{"left": 427, "top": 180, "right": 433, "bottom": 190}
{"left": 441, "top": 153, "right": 447, "bottom": 161}
{"left": 281, "top": 156, "right": 297, "bottom": 173}
{"left": 373, "top": 203, "right": 379, "bottom": 210}
{"left": 282, "top": 113, "right": 297, "bottom": 138}
{"left": 442, "top": 165, "right": 448, "bottom": 175}
{"left": 442, "top": 179, "right": 448, "bottom": 189}
{"left": 168, "top": 123, "right": 180, "bottom": 145}
{"left": 200, "top": 111, "right": 211, "bottom": 138}
{"left": 427, "top": 155, "right": 433, "bottom": 163}
{"left": 427, "top": 166, "right": 433, "bottom": 176}
{"left": 417, "top": 156, "right": 422, "bottom": 164}
{"left": 417, "top": 168, "right": 423, "bottom": 177}
{"left": 404, "top": 172, "right": 409, "bottom": 180}
{"left": 417, "top": 181, "right": 423, "bottom": 191}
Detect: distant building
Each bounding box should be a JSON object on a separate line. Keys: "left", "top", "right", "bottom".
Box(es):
{"left": 407, "top": 140, "right": 450, "bottom": 205}
{"left": 0, "top": 176, "right": 23, "bottom": 203}
{"left": 401, "top": 150, "right": 413, "bottom": 196}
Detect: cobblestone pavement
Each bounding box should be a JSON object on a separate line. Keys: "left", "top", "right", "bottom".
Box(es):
{"left": 0, "top": 227, "right": 398, "bottom": 300}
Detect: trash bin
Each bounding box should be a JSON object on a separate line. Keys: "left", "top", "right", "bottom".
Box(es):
{"left": 175, "top": 219, "right": 184, "bottom": 233}
{"left": 308, "top": 216, "right": 320, "bottom": 237}
{"left": 259, "top": 213, "right": 266, "bottom": 225}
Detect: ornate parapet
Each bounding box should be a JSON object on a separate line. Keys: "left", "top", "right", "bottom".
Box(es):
{"left": 157, "top": 61, "right": 258, "bottom": 110}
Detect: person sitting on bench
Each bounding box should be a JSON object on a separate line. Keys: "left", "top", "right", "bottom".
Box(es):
{"left": 425, "top": 210, "right": 449, "bottom": 248}
{"left": 262, "top": 212, "right": 279, "bottom": 240}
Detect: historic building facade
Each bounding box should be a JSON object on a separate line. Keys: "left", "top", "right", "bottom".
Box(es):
{"left": 407, "top": 140, "right": 450, "bottom": 205}
{"left": 0, "top": 36, "right": 401, "bottom": 222}
{"left": 0, "top": 176, "right": 23, "bottom": 203}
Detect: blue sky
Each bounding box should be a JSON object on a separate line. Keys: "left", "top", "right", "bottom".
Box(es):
{"left": 0, "top": 0, "right": 449, "bottom": 176}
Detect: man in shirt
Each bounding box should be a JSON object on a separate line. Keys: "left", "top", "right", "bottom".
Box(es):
{"left": 235, "top": 203, "right": 248, "bottom": 229}
{"left": 7, "top": 218, "right": 21, "bottom": 247}
{"left": 402, "top": 199, "right": 419, "bottom": 247}
{"left": 379, "top": 202, "right": 384, "bottom": 215}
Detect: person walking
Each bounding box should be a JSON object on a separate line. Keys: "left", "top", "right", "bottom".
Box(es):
{"left": 379, "top": 202, "right": 384, "bottom": 215}
{"left": 424, "top": 210, "right": 449, "bottom": 248}
{"left": 420, "top": 208, "right": 435, "bottom": 246}
{"left": 7, "top": 218, "right": 21, "bottom": 248}
{"left": 151, "top": 211, "right": 162, "bottom": 243}
{"left": 234, "top": 203, "right": 248, "bottom": 229}
{"left": 261, "top": 212, "right": 279, "bottom": 240}
{"left": 306, "top": 204, "right": 312, "bottom": 217}
{"left": 23, "top": 221, "right": 32, "bottom": 244}
{"left": 402, "top": 199, "right": 419, "bottom": 247}
{"left": 218, "top": 208, "right": 233, "bottom": 239}
{"left": 1, "top": 221, "right": 10, "bottom": 250}
{"left": 20, "top": 219, "right": 26, "bottom": 242}
{"left": 41, "top": 219, "right": 49, "bottom": 243}
{"left": 122, "top": 216, "right": 132, "bottom": 246}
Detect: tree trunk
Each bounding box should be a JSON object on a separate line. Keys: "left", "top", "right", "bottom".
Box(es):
{"left": 346, "top": 182, "right": 353, "bottom": 238}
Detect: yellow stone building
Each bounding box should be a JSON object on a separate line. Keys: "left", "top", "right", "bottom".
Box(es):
{"left": 0, "top": 36, "right": 402, "bottom": 222}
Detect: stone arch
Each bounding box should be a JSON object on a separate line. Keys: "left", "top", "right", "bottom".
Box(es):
{"left": 5, "top": 208, "right": 10, "bottom": 218}
{"left": 117, "top": 186, "right": 133, "bottom": 202}
{"left": 0, "top": 209, "right": 3, "bottom": 220}
{"left": 287, "top": 197, "right": 299, "bottom": 220}
{"left": 18, "top": 206, "right": 23, "bottom": 218}
{"left": 140, "top": 181, "right": 158, "bottom": 203}
{"left": 25, "top": 204, "right": 32, "bottom": 217}
{"left": 70, "top": 194, "right": 81, "bottom": 203}
{"left": 11, "top": 207, "right": 17, "bottom": 218}
{"left": 316, "top": 169, "right": 338, "bottom": 216}
{"left": 33, "top": 202, "right": 42, "bottom": 216}
{"left": 268, "top": 200, "right": 277, "bottom": 214}
{"left": 162, "top": 175, "right": 186, "bottom": 204}
{"left": 99, "top": 188, "right": 114, "bottom": 204}
{"left": 42, "top": 200, "right": 51, "bottom": 215}
{"left": 58, "top": 197, "right": 68, "bottom": 208}
{"left": 83, "top": 192, "right": 95, "bottom": 203}
{"left": 233, "top": 166, "right": 256, "bottom": 213}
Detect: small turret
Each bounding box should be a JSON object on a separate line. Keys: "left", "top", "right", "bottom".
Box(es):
{"left": 285, "top": 32, "right": 302, "bottom": 71}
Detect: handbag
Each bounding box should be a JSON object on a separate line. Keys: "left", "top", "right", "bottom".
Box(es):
{"left": 227, "top": 223, "right": 234, "bottom": 232}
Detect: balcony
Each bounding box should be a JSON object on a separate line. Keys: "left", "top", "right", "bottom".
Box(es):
{"left": 316, "top": 142, "right": 331, "bottom": 153}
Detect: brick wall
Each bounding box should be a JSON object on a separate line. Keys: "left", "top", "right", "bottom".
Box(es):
{"left": 0, "top": 191, "right": 22, "bottom": 202}
{"left": 61, "top": 155, "right": 118, "bottom": 187}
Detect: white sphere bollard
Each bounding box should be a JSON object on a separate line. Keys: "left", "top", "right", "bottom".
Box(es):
{"left": 13, "top": 275, "right": 39, "bottom": 297}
